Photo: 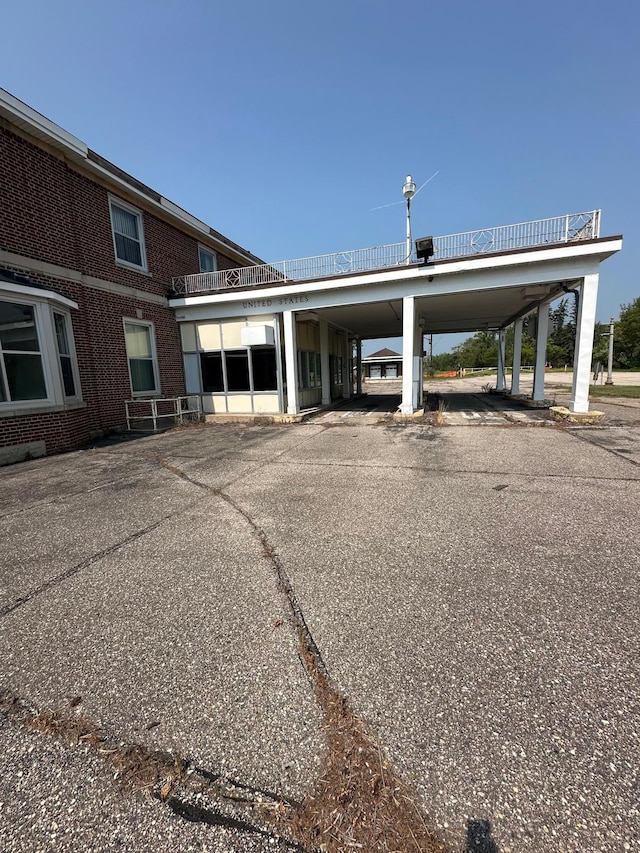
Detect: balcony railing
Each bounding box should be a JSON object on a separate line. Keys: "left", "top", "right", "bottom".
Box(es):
{"left": 171, "top": 210, "right": 601, "bottom": 296}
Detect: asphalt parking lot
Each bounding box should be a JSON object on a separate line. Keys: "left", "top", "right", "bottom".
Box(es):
{"left": 1, "top": 414, "right": 639, "bottom": 852}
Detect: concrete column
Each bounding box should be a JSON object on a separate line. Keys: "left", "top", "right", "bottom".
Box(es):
{"left": 356, "top": 339, "right": 362, "bottom": 395}
{"left": 496, "top": 329, "right": 507, "bottom": 392}
{"left": 511, "top": 318, "right": 523, "bottom": 395}
{"left": 532, "top": 303, "right": 550, "bottom": 402}
{"left": 283, "top": 310, "right": 299, "bottom": 414}
{"left": 400, "top": 295, "right": 418, "bottom": 414}
{"left": 319, "top": 319, "right": 330, "bottom": 405}
{"left": 414, "top": 323, "right": 424, "bottom": 408}
{"left": 570, "top": 273, "right": 599, "bottom": 413}
{"left": 343, "top": 331, "right": 351, "bottom": 399}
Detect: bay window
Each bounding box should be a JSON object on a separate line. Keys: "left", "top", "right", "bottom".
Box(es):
{"left": 0, "top": 285, "right": 80, "bottom": 412}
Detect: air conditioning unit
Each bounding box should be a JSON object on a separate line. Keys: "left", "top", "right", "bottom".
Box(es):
{"left": 240, "top": 325, "right": 275, "bottom": 347}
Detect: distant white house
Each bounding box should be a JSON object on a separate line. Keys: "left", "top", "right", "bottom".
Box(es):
{"left": 362, "top": 348, "right": 403, "bottom": 379}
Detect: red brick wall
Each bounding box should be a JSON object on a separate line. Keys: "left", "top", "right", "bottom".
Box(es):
{"left": 0, "top": 125, "right": 242, "bottom": 457}
{"left": 0, "top": 263, "right": 185, "bottom": 453}
{"left": 0, "top": 407, "right": 90, "bottom": 456}
{"left": 0, "top": 125, "right": 241, "bottom": 291}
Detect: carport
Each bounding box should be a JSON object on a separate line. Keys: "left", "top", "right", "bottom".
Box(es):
{"left": 169, "top": 211, "right": 621, "bottom": 417}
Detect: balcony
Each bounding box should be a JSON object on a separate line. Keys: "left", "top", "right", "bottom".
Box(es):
{"left": 171, "top": 210, "right": 601, "bottom": 297}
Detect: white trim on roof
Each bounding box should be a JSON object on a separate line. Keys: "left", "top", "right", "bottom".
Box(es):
{"left": 170, "top": 239, "right": 622, "bottom": 315}
{"left": 0, "top": 88, "right": 260, "bottom": 267}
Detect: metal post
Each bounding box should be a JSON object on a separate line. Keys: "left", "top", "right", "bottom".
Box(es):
{"left": 605, "top": 318, "right": 615, "bottom": 385}
{"left": 406, "top": 197, "right": 412, "bottom": 264}
{"left": 151, "top": 399, "right": 158, "bottom": 432}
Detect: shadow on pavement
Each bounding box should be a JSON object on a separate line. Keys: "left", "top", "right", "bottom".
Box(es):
{"left": 466, "top": 819, "right": 501, "bottom": 852}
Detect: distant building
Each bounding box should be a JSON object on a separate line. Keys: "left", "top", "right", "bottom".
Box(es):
{"left": 361, "top": 348, "right": 403, "bottom": 379}
{"left": 0, "top": 89, "right": 262, "bottom": 463}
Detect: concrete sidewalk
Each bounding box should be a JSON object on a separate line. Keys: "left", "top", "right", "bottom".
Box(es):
{"left": 1, "top": 420, "right": 639, "bottom": 852}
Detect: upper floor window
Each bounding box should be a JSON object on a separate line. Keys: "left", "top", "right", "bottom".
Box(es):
{"left": 109, "top": 197, "right": 148, "bottom": 272}
{"left": 198, "top": 246, "right": 217, "bottom": 273}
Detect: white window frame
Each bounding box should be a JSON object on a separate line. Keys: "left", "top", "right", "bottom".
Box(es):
{"left": 53, "top": 309, "right": 82, "bottom": 401}
{"left": 123, "top": 318, "right": 160, "bottom": 397}
{"left": 198, "top": 245, "right": 218, "bottom": 273}
{"left": 109, "top": 196, "right": 148, "bottom": 272}
{"left": 0, "top": 284, "right": 81, "bottom": 414}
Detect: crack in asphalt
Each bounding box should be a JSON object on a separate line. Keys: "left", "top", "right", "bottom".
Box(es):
{"left": 258, "top": 458, "right": 640, "bottom": 481}
{"left": 0, "top": 691, "right": 301, "bottom": 849}
{"left": 148, "top": 454, "right": 446, "bottom": 852}
{"left": 0, "top": 500, "right": 201, "bottom": 619}
{"left": 567, "top": 429, "right": 640, "bottom": 467}
{"left": 2, "top": 444, "right": 447, "bottom": 851}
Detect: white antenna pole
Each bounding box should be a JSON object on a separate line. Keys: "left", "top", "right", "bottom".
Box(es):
{"left": 402, "top": 175, "right": 416, "bottom": 264}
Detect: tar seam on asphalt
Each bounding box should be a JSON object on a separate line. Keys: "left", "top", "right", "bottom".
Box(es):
{"left": 2, "top": 445, "right": 447, "bottom": 851}
{"left": 567, "top": 429, "right": 640, "bottom": 467}
{"left": 0, "top": 691, "right": 301, "bottom": 850}
{"left": 262, "top": 458, "right": 640, "bottom": 482}
{"left": 0, "top": 500, "right": 201, "bottom": 619}
{"left": 151, "top": 454, "right": 447, "bottom": 852}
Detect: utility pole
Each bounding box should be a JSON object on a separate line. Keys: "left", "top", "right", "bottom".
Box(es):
{"left": 605, "top": 317, "right": 615, "bottom": 385}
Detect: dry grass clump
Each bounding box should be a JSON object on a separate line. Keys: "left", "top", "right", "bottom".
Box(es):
{"left": 0, "top": 691, "right": 186, "bottom": 802}
{"left": 268, "top": 671, "right": 445, "bottom": 853}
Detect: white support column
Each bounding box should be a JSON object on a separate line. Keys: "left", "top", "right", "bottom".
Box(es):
{"left": 496, "top": 329, "right": 507, "bottom": 392}
{"left": 400, "top": 295, "right": 417, "bottom": 414}
{"left": 532, "top": 303, "right": 550, "bottom": 402}
{"left": 283, "top": 310, "right": 299, "bottom": 415}
{"left": 319, "top": 319, "right": 330, "bottom": 405}
{"left": 570, "top": 273, "right": 599, "bottom": 413}
{"left": 414, "top": 323, "right": 424, "bottom": 409}
{"left": 511, "top": 318, "right": 523, "bottom": 395}
{"left": 356, "top": 339, "right": 362, "bottom": 395}
{"left": 343, "top": 331, "right": 351, "bottom": 399}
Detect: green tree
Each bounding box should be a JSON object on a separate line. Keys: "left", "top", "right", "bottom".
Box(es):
{"left": 614, "top": 297, "right": 640, "bottom": 369}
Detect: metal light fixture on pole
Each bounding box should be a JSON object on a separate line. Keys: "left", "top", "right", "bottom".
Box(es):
{"left": 402, "top": 175, "right": 416, "bottom": 264}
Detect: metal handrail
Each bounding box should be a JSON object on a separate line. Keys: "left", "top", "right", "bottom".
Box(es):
{"left": 171, "top": 210, "right": 601, "bottom": 296}
{"left": 125, "top": 395, "right": 202, "bottom": 432}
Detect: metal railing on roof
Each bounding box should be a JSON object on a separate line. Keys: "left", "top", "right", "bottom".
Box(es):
{"left": 171, "top": 210, "right": 600, "bottom": 296}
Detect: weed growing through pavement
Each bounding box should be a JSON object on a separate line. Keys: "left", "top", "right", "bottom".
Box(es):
{"left": 1, "top": 454, "right": 449, "bottom": 853}
{"left": 431, "top": 399, "right": 448, "bottom": 427}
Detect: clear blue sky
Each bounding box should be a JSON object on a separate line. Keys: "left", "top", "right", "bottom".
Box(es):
{"left": 3, "top": 0, "right": 638, "bottom": 355}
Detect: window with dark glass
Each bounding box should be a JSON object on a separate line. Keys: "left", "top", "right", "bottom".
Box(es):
{"left": 54, "top": 312, "right": 76, "bottom": 396}
{"left": 225, "top": 350, "right": 250, "bottom": 391}
{"left": 251, "top": 348, "right": 277, "bottom": 391}
{"left": 198, "top": 247, "right": 217, "bottom": 273}
{"left": 200, "top": 352, "right": 224, "bottom": 391}
{"left": 0, "top": 300, "right": 47, "bottom": 402}
{"left": 110, "top": 199, "right": 147, "bottom": 270}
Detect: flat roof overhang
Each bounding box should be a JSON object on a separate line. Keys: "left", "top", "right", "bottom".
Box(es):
{"left": 170, "top": 237, "right": 622, "bottom": 338}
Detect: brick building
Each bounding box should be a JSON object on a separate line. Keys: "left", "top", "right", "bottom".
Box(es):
{"left": 0, "top": 89, "right": 262, "bottom": 463}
